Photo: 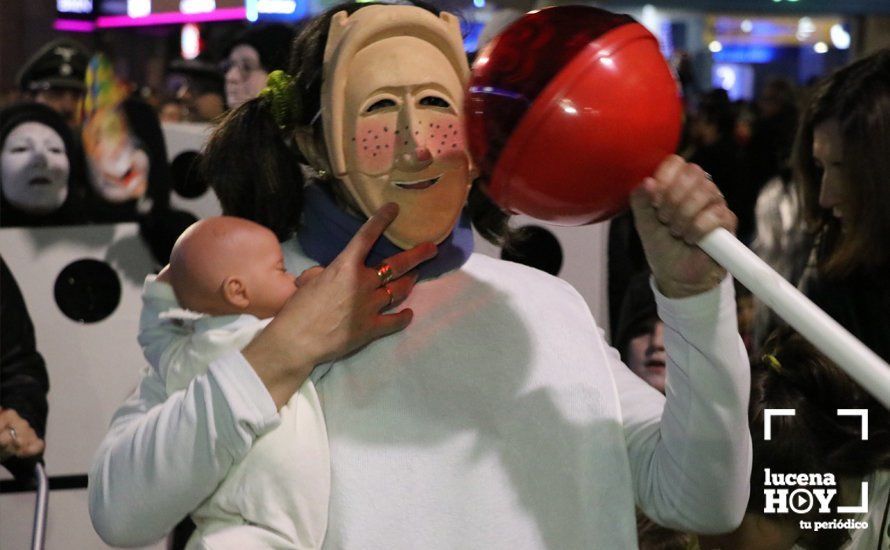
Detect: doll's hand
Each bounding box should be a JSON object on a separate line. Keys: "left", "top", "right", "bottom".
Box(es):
{"left": 0, "top": 408, "right": 45, "bottom": 462}
{"left": 156, "top": 265, "right": 171, "bottom": 283}
{"left": 630, "top": 155, "right": 736, "bottom": 298}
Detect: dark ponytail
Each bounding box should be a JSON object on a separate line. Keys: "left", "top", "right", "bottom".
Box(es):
{"left": 201, "top": 96, "right": 304, "bottom": 241}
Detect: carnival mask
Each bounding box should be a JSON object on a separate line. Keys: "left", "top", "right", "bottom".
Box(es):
{"left": 1, "top": 122, "right": 69, "bottom": 214}
{"left": 82, "top": 106, "right": 149, "bottom": 203}
{"left": 322, "top": 6, "right": 472, "bottom": 249}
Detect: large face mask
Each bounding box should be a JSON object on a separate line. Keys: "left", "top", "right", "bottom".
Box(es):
{"left": 1, "top": 122, "right": 70, "bottom": 214}
{"left": 82, "top": 107, "right": 149, "bottom": 203}
{"left": 322, "top": 7, "right": 472, "bottom": 249}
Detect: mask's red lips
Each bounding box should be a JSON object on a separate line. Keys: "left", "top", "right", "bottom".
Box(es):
{"left": 393, "top": 175, "right": 441, "bottom": 190}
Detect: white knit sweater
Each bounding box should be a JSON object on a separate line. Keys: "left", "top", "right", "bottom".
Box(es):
{"left": 90, "top": 245, "right": 751, "bottom": 548}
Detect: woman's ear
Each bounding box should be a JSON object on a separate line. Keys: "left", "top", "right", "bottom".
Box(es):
{"left": 222, "top": 276, "right": 250, "bottom": 310}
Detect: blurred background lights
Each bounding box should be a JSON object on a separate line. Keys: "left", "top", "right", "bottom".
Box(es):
{"left": 741, "top": 19, "right": 753, "bottom": 32}
{"left": 830, "top": 24, "right": 851, "bottom": 49}
{"left": 709, "top": 40, "right": 723, "bottom": 53}
{"left": 181, "top": 23, "right": 201, "bottom": 60}
{"left": 715, "top": 65, "right": 737, "bottom": 90}
{"left": 814, "top": 41, "right": 829, "bottom": 54}
{"left": 796, "top": 17, "right": 815, "bottom": 41}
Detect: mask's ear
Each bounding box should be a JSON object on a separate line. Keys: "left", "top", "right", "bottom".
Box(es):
{"left": 322, "top": 10, "right": 352, "bottom": 177}
{"left": 221, "top": 276, "right": 249, "bottom": 310}
{"left": 324, "top": 10, "right": 351, "bottom": 59}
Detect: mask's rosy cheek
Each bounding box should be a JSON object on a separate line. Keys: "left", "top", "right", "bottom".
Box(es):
{"left": 352, "top": 116, "right": 398, "bottom": 174}
{"left": 421, "top": 112, "right": 466, "bottom": 160}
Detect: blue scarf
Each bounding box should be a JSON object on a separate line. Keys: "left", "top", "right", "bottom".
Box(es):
{"left": 297, "top": 184, "right": 474, "bottom": 280}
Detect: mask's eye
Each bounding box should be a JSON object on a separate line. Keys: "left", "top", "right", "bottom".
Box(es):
{"left": 366, "top": 99, "right": 397, "bottom": 113}
{"left": 419, "top": 96, "right": 450, "bottom": 108}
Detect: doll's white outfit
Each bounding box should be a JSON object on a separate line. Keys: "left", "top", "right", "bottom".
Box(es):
{"left": 137, "top": 276, "right": 329, "bottom": 550}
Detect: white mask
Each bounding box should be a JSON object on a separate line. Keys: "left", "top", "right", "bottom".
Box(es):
{"left": 1, "top": 122, "right": 70, "bottom": 214}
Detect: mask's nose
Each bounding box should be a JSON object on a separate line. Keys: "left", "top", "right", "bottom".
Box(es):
{"left": 32, "top": 147, "right": 49, "bottom": 169}
{"left": 393, "top": 103, "right": 433, "bottom": 172}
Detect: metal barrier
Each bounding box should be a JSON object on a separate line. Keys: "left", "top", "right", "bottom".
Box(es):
{"left": 31, "top": 462, "right": 48, "bottom": 550}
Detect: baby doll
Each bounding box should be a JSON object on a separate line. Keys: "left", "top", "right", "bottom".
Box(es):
{"left": 138, "top": 216, "right": 330, "bottom": 549}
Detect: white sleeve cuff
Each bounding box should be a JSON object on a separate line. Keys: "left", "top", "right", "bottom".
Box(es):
{"left": 651, "top": 274, "right": 736, "bottom": 330}
{"left": 208, "top": 351, "right": 280, "bottom": 446}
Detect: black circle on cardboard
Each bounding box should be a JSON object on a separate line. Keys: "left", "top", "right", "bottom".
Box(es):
{"left": 54, "top": 259, "right": 122, "bottom": 323}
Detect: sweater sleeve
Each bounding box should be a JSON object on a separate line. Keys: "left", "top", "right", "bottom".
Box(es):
{"left": 0, "top": 258, "right": 50, "bottom": 483}
{"left": 88, "top": 351, "right": 279, "bottom": 547}
{"left": 137, "top": 275, "right": 187, "bottom": 375}
{"left": 613, "top": 275, "right": 752, "bottom": 534}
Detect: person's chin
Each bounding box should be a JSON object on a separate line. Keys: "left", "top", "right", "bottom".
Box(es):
{"left": 643, "top": 365, "right": 666, "bottom": 393}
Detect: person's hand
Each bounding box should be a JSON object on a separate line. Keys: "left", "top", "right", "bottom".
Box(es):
{"left": 0, "top": 408, "right": 45, "bottom": 462}
{"left": 630, "top": 155, "right": 736, "bottom": 298}
{"left": 244, "top": 202, "right": 437, "bottom": 408}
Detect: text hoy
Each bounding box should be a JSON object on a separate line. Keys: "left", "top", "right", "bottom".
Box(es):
{"left": 763, "top": 469, "right": 869, "bottom": 514}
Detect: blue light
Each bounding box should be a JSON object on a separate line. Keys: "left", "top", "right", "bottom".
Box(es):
{"left": 462, "top": 21, "right": 484, "bottom": 52}
{"left": 712, "top": 44, "right": 777, "bottom": 64}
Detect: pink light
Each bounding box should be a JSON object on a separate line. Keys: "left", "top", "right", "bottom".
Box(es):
{"left": 96, "top": 7, "right": 246, "bottom": 28}
{"left": 54, "top": 19, "right": 97, "bottom": 32}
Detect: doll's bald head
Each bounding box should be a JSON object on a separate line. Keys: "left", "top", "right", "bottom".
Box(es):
{"left": 169, "top": 216, "right": 297, "bottom": 318}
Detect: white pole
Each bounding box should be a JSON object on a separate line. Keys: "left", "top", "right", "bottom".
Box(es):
{"left": 698, "top": 227, "right": 890, "bottom": 409}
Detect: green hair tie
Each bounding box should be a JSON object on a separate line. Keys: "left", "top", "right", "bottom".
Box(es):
{"left": 763, "top": 354, "right": 782, "bottom": 373}
{"left": 260, "top": 70, "right": 300, "bottom": 130}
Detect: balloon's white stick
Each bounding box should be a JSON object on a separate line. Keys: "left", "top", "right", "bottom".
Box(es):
{"left": 698, "top": 228, "right": 890, "bottom": 408}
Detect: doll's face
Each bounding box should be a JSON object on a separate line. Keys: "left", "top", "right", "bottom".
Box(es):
{"left": 338, "top": 37, "right": 471, "bottom": 249}
{"left": 1, "top": 122, "right": 70, "bottom": 213}
{"left": 83, "top": 108, "right": 149, "bottom": 203}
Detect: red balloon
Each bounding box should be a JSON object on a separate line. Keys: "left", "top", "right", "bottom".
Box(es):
{"left": 466, "top": 6, "right": 682, "bottom": 226}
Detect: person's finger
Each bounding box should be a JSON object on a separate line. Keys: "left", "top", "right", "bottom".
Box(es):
{"left": 629, "top": 179, "right": 655, "bottom": 212}
{"left": 295, "top": 266, "right": 324, "bottom": 288}
{"left": 372, "top": 308, "right": 414, "bottom": 337}
{"left": 655, "top": 163, "right": 703, "bottom": 225}
{"left": 650, "top": 155, "right": 687, "bottom": 208}
{"left": 373, "top": 243, "right": 437, "bottom": 284}
{"left": 0, "top": 429, "right": 13, "bottom": 450}
{"left": 339, "top": 203, "right": 400, "bottom": 262}
{"left": 375, "top": 272, "right": 418, "bottom": 311}
{"left": 685, "top": 202, "right": 737, "bottom": 245}
{"left": 0, "top": 408, "right": 16, "bottom": 424}
{"left": 20, "top": 437, "right": 45, "bottom": 458}
{"left": 669, "top": 185, "right": 725, "bottom": 239}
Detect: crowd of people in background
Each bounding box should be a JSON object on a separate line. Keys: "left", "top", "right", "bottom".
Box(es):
{"left": 2, "top": 10, "right": 889, "bottom": 549}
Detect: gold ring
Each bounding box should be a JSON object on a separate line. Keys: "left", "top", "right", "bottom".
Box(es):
{"left": 383, "top": 284, "right": 394, "bottom": 308}
{"left": 376, "top": 263, "right": 394, "bottom": 285}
